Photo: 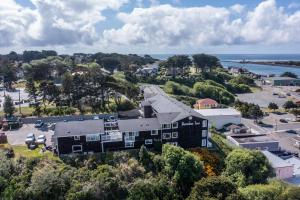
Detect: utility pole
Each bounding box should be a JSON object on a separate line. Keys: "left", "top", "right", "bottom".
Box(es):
{"left": 18, "top": 89, "right": 21, "bottom": 114}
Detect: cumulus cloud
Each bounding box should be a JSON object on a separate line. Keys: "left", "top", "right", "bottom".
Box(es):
{"left": 0, "top": 0, "right": 128, "bottom": 47}
{"left": 103, "top": 0, "right": 300, "bottom": 47}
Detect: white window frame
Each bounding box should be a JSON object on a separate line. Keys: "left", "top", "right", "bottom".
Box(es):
{"left": 172, "top": 132, "right": 178, "bottom": 138}
{"left": 151, "top": 130, "right": 159, "bottom": 135}
{"left": 74, "top": 136, "right": 80, "bottom": 140}
{"left": 202, "top": 120, "right": 208, "bottom": 128}
{"left": 202, "top": 130, "right": 208, "bottom": 137}
{"left": 172, "top": 122, "right": 178, "bottom": 129}
{"left": 168, "top": 142, "right": 178, "bottom": 146}
{"left": 162, "top": 124, "right": 171, "bottom": 129}
{"left": 134, "top": 131, "right": 139, "bottom": 137}
{"left": 86, "top": 134, "right": 100, "bottom": 142}
{"left": 125, "top": 141, "right": 134, "bottom": 148}
{"left": 145, "top": 139, "right": 153, "bottom": 145}
{"left": 201, "top": 139, "right": 207, "bottom": 147}
{"left": 163, "top": 133, "right": 171, "bottom": 139}
{"left": 72, "top": 145, "right": 82, "bottom": 153}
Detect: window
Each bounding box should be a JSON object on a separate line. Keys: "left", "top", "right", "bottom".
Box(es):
{"left": 172, "top": 132, "right": 178, "bottom": 138}
{"left": 172, "top": 122, "right": 178, "bottom": 129}
{"left": 202, "top": 120, "right": 207, "bottom": 128}
{"left": 202, "top": 130, "right": 207, "bottom": 137}
{"left": 201, "top": 139, "right": 207, "bottom": 147}
{"left": 168, "top": 142, "right": 178, "bottom": 146}
{"left": 74, "top": 136, "right": 80, "bottom": 140}
{"left": 86, "top": 134, "right": 100, "bottom": 142}
{"left": 125, "top": 141, "right": 134, "bottom": 148}
{"left": 134, "top": 131, "right": 139, "bottom": 137}
{"left": 163, "top": 133, "right": 171, "bottom": 139}
{"left": 145, "top": 139, "right": 153, "bottom": 145}
{"left": 151, "top": 130, "right": 158, "bottom": 135}
{"left": 162, "top": 124, "right": 171, "bottom": 129}
{"left": 72, "top": 145, "right": 82, "bottom": 153}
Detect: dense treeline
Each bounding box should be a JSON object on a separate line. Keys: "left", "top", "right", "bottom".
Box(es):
{"left": 1, "top": 144, "right": 298, "bottom": 200}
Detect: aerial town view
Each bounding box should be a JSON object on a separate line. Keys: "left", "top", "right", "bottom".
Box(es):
{"left": 1, "top": 0, "right": 300, "bottom": 199}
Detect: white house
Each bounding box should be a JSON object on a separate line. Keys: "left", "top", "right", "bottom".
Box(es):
{"left": 194, "top": 108, "right": 241, "bottom": 129}
{"left": 262, "top": 151, "right": 294, "bottom": 180}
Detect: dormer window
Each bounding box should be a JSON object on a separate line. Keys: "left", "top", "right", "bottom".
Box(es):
{"left": 172, "top": 122, "right": 178, "bottom": 129}
{"left": 162, "top": 124, "right": 171, "bottom": 129}
{"left": 74, "top": 136, "right": 80, "bottom": 140}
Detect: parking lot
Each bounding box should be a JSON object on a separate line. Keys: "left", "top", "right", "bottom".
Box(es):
{"left": 271, "top": 131, "right": 300, "bottom": 154}
{"left": 0, "top": 88, "right": 30, "bottom": 110}
{"left": 5, "top": 124, "right": 54, "bottom": 146}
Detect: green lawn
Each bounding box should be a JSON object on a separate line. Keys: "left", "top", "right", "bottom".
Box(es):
{"left": 250, "top": 86, "right": 262, "bottom": 93}
{"left": 0, "top": 144, "right": 59, "bottom": 160}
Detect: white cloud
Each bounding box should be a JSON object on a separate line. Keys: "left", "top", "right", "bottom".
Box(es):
{"left": 0, "top": 0, "right": 128, "bottom": 47}
{"left": 103, "top": 0, "right": 300, "bottom": 48}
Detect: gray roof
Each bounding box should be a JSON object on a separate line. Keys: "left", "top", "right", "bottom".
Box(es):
{"left": 262, "top": 151, "right": 293, "bottom": 168}
{"left": 54, "top": 119, "right": 104, "bottom": 137}
{"left": 118, "top": 118, "right": 160, "bottom": 132}
{"left": 268, "top": 77, "right": 299, "bottom": 81}
{"left": 141, "top": 85, "right": 205, "bottom": 123}
{"left": 231, "top": 134, "right": 278, "bottom": 143}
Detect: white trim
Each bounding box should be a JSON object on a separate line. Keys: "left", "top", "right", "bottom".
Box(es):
{"left": 162, "top": 124, "right": 171, "bottom": 129}
{"left": 163, "top": 132, "right": 171, "bottom": 139}
{"left": 74, "top": 136, "right": 80, "bottom": 140}
{"left": 86, "top": 134, "right": 100, "bottom": 142}
{"left": 202, "top": 120, "right": 208, "bottom": 128}
{"left": 201, "top": 139, "right": 207, "bottom": 147}
{"left": 168, "top": 142, "right": 178, "bottom": 146}
{"left": 145, "top": 139, "right": 153, "bottom": 145}
{"left": 172, "top": 132, "right": 178, "bottom": 138}
{"left": 202, "top": 130, "right": 208, "bottom": 137}
{"left": 125, "top": 141, "right": 134, "bottom": 148}
{"left": 151, "top": 130, "right": 159, "bottom": 135}
{"left": 72, "top": 145, "right": 83, "bottom": 153}
{"left": 172, "top": 122, "right": 178, "bottom": 129}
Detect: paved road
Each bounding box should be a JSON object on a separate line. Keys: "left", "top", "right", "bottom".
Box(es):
{"left": 5, "top": 124, "right": 54, "bottom": 146}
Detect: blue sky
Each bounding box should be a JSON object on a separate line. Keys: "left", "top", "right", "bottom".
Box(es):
{"left": 1, "top": 0, "right": 300, "bottom": 54}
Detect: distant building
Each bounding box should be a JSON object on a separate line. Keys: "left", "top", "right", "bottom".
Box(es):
{"left": 194, "top": 98, "right": 219, "bottom": 109}
{"left": 194, "top": 108, "right": 241, "bottom": 130}
{"left": 262, "top": 151, "right": 294, "bottom": 180}
{"left": 227, "top": 134, "right": 279, "bottom": 151}
{"left": 135, "top": 67, "right": 158, "bottom": 77}
{"left": 266, "top": 77, "right": 300, "bottom": 86}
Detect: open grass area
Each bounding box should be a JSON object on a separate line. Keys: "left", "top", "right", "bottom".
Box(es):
{"left": 250, "top": 86, "right": 263, "bottom": 93}
{"left": 0, "top": 144, "right": 59, "bottom": 160}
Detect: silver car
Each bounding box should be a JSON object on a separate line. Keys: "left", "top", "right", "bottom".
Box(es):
{"left": 25, "top": 133, "right": 35, "bottom": 145}
{"left": 37, "top": 135, "right": 46, "bottom": 145}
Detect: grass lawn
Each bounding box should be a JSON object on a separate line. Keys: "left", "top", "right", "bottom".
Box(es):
{"left": 0, "top": 144, "right": 59, "bottom": 160}
{"left": 250, "top": 86, "right": 263, "bottom": 93}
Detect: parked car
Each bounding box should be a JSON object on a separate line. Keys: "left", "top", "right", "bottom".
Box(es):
{"left": 93, "top": 116, "right": 100, "bottom": 120}
{"left": 37, "top": 135, "right": 46, "bottom": 144}
{"left": 34, "top": 120, "right": 44, "bottom": 128}
{"left": 286, "top": 130, "right": 298, "bottom": 134}
{"left": 25, "top": 133, "right": 35, "bottom": 145}
{"left": 47, "top": 122, "right": 56, "bottom": 130}
{"left": 279, "top": 119, "right": 288, "bottom": 123}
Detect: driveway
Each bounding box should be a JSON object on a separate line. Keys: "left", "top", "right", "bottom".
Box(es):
{"left": 5, "top": 124, "right": 54, "bottom": 146}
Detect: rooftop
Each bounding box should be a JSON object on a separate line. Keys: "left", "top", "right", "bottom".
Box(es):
{"left": 196, "top": 98, "right": 218, "bottom": 105}
{"left": 231, "top": 134, "right": 278, "bottom": 143}
{"left": 262, "top": 151, "right": 293, "bottom": 168}
{"left": 118, "top": 118, "right": 161, "bottom": 132}
{"left": 194, "top": 108, "right": 241, "bottom": 116}
{"left": 286, "top": 157, "right": 300, "bottom": 175}
{"left": 267, "top": 76, "right": 299, "bottom": 81}
{"left": 54, "top": 119, "right": 104, "bottom": 137}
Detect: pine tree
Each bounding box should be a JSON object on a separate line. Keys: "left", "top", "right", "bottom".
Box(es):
{"left": 3, "top": 95, "right": 15, "bottom": 117}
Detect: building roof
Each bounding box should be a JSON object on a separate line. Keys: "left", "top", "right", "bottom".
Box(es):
{"left": 267, "top": 77, "right": 299, "bottom": 81}
{"left": 231, "top": 134, "right": 278, "bottom": 144}
{"left": 262, "top": 151, "right": 293, "bottom": 168}
{"left": 54, "top": 120, "right": 104, "bottom": 137}
{"left": 194, "top": 108, "right": 241, "bottom": 117}
{"left": 196, "top": 98, "right": 218, "bottom": 106}
{"left": 118, "top": 118, "right": 161, "bottom": 132}
{"left": 286, "top": 157, "right": 300, "bottom": 175}
{"left": 141, "top": 85, "right": 205, "bottom": 123}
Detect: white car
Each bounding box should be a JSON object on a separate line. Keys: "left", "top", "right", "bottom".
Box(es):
{"left": 37, "top": 135, "right": 46, "bottom": 145}
{"left": 25, "top": 133, "right": 35, "bottom": 145}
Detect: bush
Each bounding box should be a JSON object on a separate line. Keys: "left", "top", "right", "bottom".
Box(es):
{"left": 164, "top": 81, "right": 192, "bottom": 96}
{"left": 227, "top": 83, "right": 251, "bottom": 94}
{"left": 117, "top": 100, "right": 136, "bottom": 111}
{"left": 229, "top": 75, "right": 255, "bottom": 86}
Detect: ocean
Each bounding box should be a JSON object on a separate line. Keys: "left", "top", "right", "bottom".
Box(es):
{"left": 150, "top": 54, "right": 300, "bottom": 76}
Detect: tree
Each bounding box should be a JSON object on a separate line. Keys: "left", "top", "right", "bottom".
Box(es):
{"left": 26, "top": 78, "right": 41, "bottom": 116}
{"left": 3, "top": 95, "right": 15, "bottom": 117}
{"left": 223, "top": 149, "right": 274, "bottom": 187}
{"left": 187, "top": 176, "right": 241, "bottom": 200}
{"left": 0, "top": 64, "right": 17, "bottom": 90}
{"left": 162, "top": 144, "right": 203, "bottom": 196}
{"left": 165, "top": 55, "right": 192, "bottom": 77}
{"left": 281, "top": 71, "right": 298, "bottom": 78}
{"left": 283, "top": 100, "right": 297, "bottom": 110}
{"left": 192, "top": 54, "right": 219, "bottom": 72}
{"left": 290, "top": 109, "right": 300, "bottom": 120}
{"left": 268, "top": 102, "right": 278, "bottom": 112}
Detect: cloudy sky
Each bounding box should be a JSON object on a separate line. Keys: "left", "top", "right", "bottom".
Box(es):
{"left": 1, "top": 0, "right": 300, "bottom": 54}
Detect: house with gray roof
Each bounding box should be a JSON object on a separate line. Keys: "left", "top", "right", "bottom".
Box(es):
{"left": 52, "top": 85, "right": 209, "bottom": 155}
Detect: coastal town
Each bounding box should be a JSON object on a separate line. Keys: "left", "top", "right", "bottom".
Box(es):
{"left": 2, "top": 0, "right": 300, "bottom": 199}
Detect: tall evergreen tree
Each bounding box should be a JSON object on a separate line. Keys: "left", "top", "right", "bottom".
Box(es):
{"left": 3, "top": 95, "right": 15, "bottom": 117}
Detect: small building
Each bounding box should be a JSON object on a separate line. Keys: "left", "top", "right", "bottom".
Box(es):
{"left": 286, "top": 157, "right": 300, "bottom": 176}
{"left": 225, "top": 124, "right": 248, "bottom": 134}
{"left": 194, "top": 98, "right": 219, "bottom": 109}
{"left": 194, "top": 108, "right": 241, "bottom": 129}
{"left": 262, "top": 151, "right": 294, "bottom": 180}
{"left": 266, "top": 77, "right": 300, "bottom": 86}
{"left": 135, "top": 67, "right": 158, "bottom": 77}
{"left": 227, "top": 134, "right": 279, "bottom": 151}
